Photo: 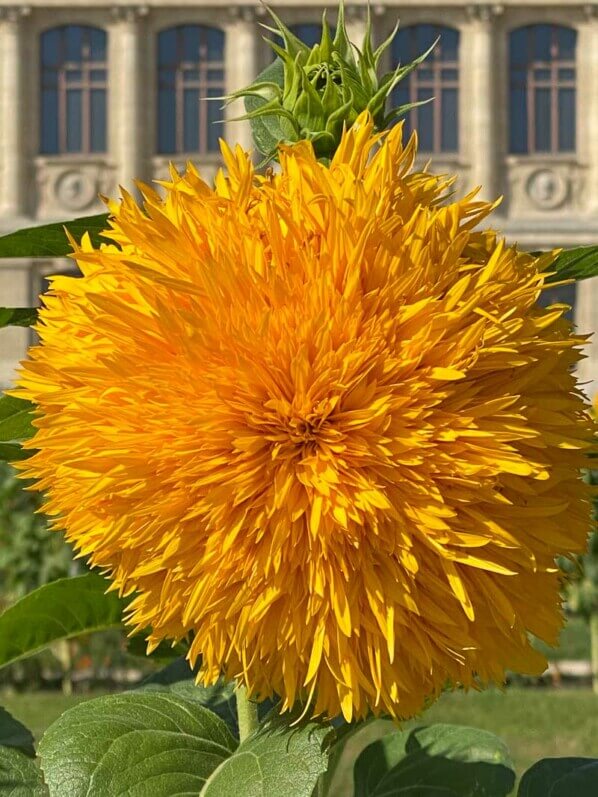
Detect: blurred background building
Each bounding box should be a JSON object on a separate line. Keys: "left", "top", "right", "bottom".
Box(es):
{"left": 1, "top": 0, "right": 598, "bottom": 394}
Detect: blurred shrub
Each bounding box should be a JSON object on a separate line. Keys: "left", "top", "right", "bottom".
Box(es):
{"left": 0, "top": 461, "right": 73, "bottom": 606}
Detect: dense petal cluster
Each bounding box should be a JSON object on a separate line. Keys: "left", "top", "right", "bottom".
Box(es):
{"left": 16, "top": 114, "right": 593, "bottom": 721}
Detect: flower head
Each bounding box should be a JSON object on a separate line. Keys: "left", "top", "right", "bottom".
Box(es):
{"left": 16, "top": 114, "right": 593, "bottom": 721}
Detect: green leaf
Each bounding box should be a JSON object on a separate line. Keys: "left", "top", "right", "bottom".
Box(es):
{"left": 0, "top": 396, "right": 36, "bottom": 443}
{"left": 0, "top": 747, "right": 47, "bottom": 796}
{"left": 0, "top": 574, "right": 124, "bottom": 669}
{"left": 550, "top": 762, "right": 598, "bottom": 796}
{"left": 519, "top": 757, "right": 598, "bottom": 797}
{"left": 0, "top": 308, "right": 38, "bottom": 328}
{"left": 354, "top": 724, "right": 515, "bottom": 797}
{"left": 543, "top": 246, "right": 598, "bottom": 284}
{"left": 137, "top": 657, "right": 277, "bottom": 737}
{"left": 0, "top": 214, "right": 109, "bottom": 258}
{"left": 200, "top": 712, "right": 331, "bottom": 797}
{"left": 0, "top": 443, "right": 31, "bottom": 463}
{"left": 38, "top": 691, "right": 236, "bottom": 796}
{"left": 0, "top": 707, "right": 35, "bottom": 758}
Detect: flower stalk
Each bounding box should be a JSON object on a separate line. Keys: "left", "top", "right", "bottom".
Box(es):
{"left": 236, "top": 685, "right": 259, "bottom": 742}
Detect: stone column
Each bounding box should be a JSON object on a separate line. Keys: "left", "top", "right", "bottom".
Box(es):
{"left": 574, "top": 6, "right": 598, "bottom": 398}
{"left": 0, "top": 7, "right": 30, "bottom": 217}
{"left": 465, "top": 5, "right": 501, "bottom": 201}
{"left": 110, "top": 6, "right": 148, "bottom": 195}
{"left": 345, "top": 6, "right": 368, "bottom": 50}
{"left": 224, "top": 8, "right": 259, "bottom": 153}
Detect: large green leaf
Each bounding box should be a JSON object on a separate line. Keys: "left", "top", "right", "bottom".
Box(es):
{"left": 200, "top": 712, "right": 332, "bottom": 797}
{"left": 519, "top": 757, "right": 598, "bottom": 797}
{"left": 0, "top": 707, "right": 35, "bottom": 758}
{"left": 0, "top": 396, "right": 36, "bottom": 443}
{"left": 0, "top": 443, "right": 31, "bottom": 462}
{"left": 0, "top": 574, "right": 124, "bottom": 669}
{"left": 244, "top": 59, "right": 289, "bottom": 157}
{"left": 0, "top": 707, "right": 46, "bottom": 795}
{"left": 137, "top": 657, "right": 277, "bottom": 737}
{"left": 543, "top": 247, "right": 598, "bottom": 284}
{"left": 0, "top": 308, "right": 38, "bottom": 328}
{"left": 0, "top": 214, "right": 109, "bottom": 259}
{"left": 0, "top": 747, "right": 47, "bottom": 796}
{"left": 353, "top": 724, "right": 515, "bottom": 797}
{"left": 38, "top": 691, "right": 236, "bottom": 796}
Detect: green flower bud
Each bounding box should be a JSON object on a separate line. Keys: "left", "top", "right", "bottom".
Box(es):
{"left": 226, "top": 1, "right": 434, "bottom": 163}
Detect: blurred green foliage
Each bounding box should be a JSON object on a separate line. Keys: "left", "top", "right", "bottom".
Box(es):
{"left": 0, "top": 462, "right": 73, "bottom": 607}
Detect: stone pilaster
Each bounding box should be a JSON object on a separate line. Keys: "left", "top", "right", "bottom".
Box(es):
{"left": 345, "top": 6, "right": 368, "bottom": 49}
{"left": 464, "top": 5, "right": 502, "bottom": 201}
{"left": 573, "top": 6, "right": 598, "bottom": 398}
{"left": 0, "top": 7, "right": 30, "bottom": 217}
{"left": 110, "top": 6, "right": 148, "bottom": 194}
{"left": 224, "top": 8, "right": 259, "bottom": 153}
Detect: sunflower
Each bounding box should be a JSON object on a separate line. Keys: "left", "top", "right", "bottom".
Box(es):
{"left": 15, "top": 113, "right": 593, "bottom": 721}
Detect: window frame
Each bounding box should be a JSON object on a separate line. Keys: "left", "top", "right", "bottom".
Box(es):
{"left": 156, "top": 23, "right": 225, "bottom": 156}
{"left": 39, "top": 24, "right": 108, "bottom": 156}
{"left": 390, "top": 23, "right": 460, "bottom": 155}
{"left": 508, "top": 24, "right": 577, "bottom": 155}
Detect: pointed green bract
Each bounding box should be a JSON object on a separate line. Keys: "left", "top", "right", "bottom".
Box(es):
{"left": 227, "top": 2, "right": 433, "bottom": 161}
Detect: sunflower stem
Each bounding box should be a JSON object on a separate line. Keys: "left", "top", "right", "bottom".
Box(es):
{"left": 236, "top": 685, "right": 259, "bottom": 741}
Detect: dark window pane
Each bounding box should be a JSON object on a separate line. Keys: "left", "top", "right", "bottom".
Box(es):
{"left": 66, "top": 89, "right": 82, "bottom": 152}
{"left": 509, "top": 27, "right": 527, "bottom": 66}
{"left": 158, "top": 28, "right": 177, "bottom": 65}
{"left": 40, "top": 88, "right": 59, "bottom": 153}
{"left": 158, "top": 67, "right": 176, "bottom": 87}
{"left": 183, "top": 88, "right": 199, "bottom": 151}
{"left": 66, "top": 69, "right": 82, "bottom": 83}
{"left": 208, "top": 68, "right": 224, "bottom": 82}
{"left": 393, "top": 28, "right": 411, "bottom": 63}
{"left": 442, "top": 68, "right": 458, "bottom": 81}
{"left": 89, "top": 28, "right": 106, "bottom": 61}
{"left": 558, "top": 87, "right": 576, "bottom": 151}
{"left": 537, "top": 283, "right": 576, "bottom": 322}
{"left": 534, "top": 87, "right": 552, "bottom": 151}
{"left": 418, "top": 68, "right": 434, "bottom": 82}
{"left": 64, "top": 25, "right": 83, "bottom": 62}
{"left": 441, "top": 87, "right": 458, "bottom": 151}
{"left": 290, "top": 24, "right": 323, "bottom": 48}
{"left": 559, "top": 67, "right": 575, "bottom": 81}
{"left": 510, "top": 68, "right": 526, "bottom": 87}
{"left": 206, "top": 28, "right": 224, "bottom": 60}
{"left": 534, "top": 68, "right": 550, "bottom": 81}
{"left": 442, "top": 28, "right": 459, "bottom": 61}
{"left": 416, "top": 24, "right": 436, "bottom": 55}
{"left": 509, "top": 87, "right": 528, "bottom": 153}
{"left": 90, "top": 88, "right": 106, "bottom": 152}
{"left": 41, "top": 29, "right": 60, "bottom": 67}
{"left": 559, "top": 27, "right": 577, "bottom": 60}
{"left": 183, "top": 25, "right": 200, "bottom": 62}
{"left": 417, "top": 87, "right": 434, "bottom": 151}
{"left": 90, "top": 68, "right": 106, "bottom": 82}
{"left": 207, "top": 86, "right": 223, "bottom": 151}
{"left": 533, "top": 24, "right": 552, "bottom": 61}
{"left": 157, "top": 87, "right": 176, "bottom": 153}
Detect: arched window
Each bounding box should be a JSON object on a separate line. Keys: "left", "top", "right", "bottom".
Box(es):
{"left": 509, "top": 24, "right": 576, "bottom": 154}
{"left": 289, "top": 24, "right": 335, "bottom": 48}
{"left": 391, "top": 25, "right": 459, "bottom": 153}
{"left": 40, "top": 25, "right": 107, "bottom": 154}
{"left": 157, "top": 25, "right": 225, "bottom": 155}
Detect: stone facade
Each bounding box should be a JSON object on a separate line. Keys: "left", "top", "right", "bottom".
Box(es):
{"left": 1, "top": 0, "right": 598, "bottom": 395}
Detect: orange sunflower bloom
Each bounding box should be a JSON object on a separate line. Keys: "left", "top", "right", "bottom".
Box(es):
{"left": 15, "top": 113, "right": 593, "bottom": 721}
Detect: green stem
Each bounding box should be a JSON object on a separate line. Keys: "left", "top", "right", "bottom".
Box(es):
{"left": 236, "top": 685, "right": 259, "bottom": 742}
